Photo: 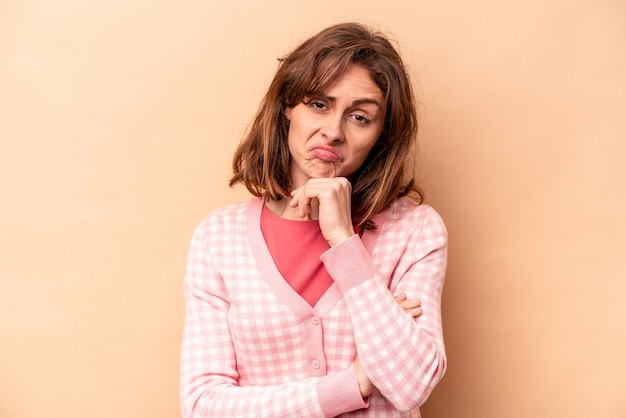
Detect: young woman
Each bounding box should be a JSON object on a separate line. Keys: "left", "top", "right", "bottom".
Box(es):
{"left": 180, "top": 22, "right": 447, "bottom": 417}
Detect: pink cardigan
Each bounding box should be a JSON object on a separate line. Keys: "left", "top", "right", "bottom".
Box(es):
{"left": 180, "top": 196, "right": 447, "bottom": 417}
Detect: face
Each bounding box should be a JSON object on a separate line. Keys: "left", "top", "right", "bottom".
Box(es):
{"left": 284, "top": 65, "right": 384, "bottom": 189}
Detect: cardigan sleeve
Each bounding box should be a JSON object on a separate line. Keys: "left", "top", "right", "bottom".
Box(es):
{"left": 320, "top": 205, "right": 448, "bottom": 411}
{"left": 180, "top": 220, "right": 367, "bottom": 418}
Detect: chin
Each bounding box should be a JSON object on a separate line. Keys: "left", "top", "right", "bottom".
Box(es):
{"left": 308, "top": 166, "right": 338, "bottom": 179}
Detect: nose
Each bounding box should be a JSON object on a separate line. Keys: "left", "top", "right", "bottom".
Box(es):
{"left": 321, "top": 113, "right": 344, "bottom": 142}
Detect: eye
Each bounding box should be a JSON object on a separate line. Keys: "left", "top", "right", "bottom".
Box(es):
{"left": 351, "top": 113, "right": 370, "bottom": 124}
{"left": 309, "top": 101, "right": 328, "bottom": 111}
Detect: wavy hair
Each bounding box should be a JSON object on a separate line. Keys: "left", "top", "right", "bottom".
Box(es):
{"left": 230, "top": 22, "right": 422, "bottom": 228}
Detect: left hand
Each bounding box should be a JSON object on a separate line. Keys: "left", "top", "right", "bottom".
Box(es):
{"left": 289, "top": 177, "right": 355, "bottom": 247}
{"left": 394, "top": 293, "right": 422, "bottom": 318}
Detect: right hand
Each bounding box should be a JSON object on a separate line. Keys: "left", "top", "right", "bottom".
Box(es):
{"left": 289, "top": 177, "right": 355, "bottom": 247}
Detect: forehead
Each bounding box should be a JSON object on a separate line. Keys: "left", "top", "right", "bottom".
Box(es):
{"left": 314, "top": 65, "right": 383, "bottom": 102}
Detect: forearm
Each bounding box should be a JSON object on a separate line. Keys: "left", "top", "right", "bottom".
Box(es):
{"left": 181, "top": 354, "right": 366, "bottom": 417}
{"left": 321, "top": 229, "right": 447, "bottom": 410}
{"left": 343, "top": 278, "right": 446, "bottom": 409}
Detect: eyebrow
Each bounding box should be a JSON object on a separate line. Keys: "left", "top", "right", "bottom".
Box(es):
{"left": 316, "top": 93, "right": 382, "bottom": 109}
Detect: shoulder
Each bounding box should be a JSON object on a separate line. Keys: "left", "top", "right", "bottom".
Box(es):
{"left": 365, "top": 198, "right": 447, "bottom": 267}
{"left": 381, "top": 197, "right": 446, "bottom": 234}
{"left": 193, "top": 197, "right": 261, "bottom": 238}
{"left": 373, "top": 199, "right": 448, "bottom": 268}
{"left": 203, "top": 198, "right": 257, "bottom": 222}
{"left": 373, "top": 198, "right": 447, "bottom": 253}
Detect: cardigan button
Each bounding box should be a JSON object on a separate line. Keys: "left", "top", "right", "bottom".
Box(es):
{"left": 311, "top": 360, "right": 320, "bottom": 369}
{"left": 311, "top": 316, "right": 320, "bottom": 325}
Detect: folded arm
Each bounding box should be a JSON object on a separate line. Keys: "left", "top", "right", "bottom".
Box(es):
{"left": 321, "top": 207, "right": 448, "bottom": 411}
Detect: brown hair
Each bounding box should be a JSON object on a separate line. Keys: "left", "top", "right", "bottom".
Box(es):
{"left": 230, "top": 22, "right": 422, "bottom": 228}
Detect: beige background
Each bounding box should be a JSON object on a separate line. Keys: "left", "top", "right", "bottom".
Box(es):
{"left": 1, "top": 1, "right": 625, "bottom": 417}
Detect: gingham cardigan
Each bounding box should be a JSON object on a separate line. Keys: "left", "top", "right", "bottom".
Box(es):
{"left": 180, "top": 196, "right": 447, "bottom": 417}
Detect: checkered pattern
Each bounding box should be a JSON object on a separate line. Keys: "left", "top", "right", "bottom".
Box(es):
{"left": 180, "top": 197, "right": 447, "bottom": 417}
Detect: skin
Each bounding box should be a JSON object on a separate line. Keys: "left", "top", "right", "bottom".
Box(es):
{"left": 285, "top": 64, "right": 385, "bottom": 187}
{"left": 267, "top": 65, "right": 420, "bottom": 398}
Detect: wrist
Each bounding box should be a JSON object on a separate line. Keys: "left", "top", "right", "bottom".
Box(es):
{"left": 327, "top": 229, "right": 355, "bottom": 247}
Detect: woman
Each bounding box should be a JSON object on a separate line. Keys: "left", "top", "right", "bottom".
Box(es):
{"left": 180, "top": 22, "right": 447, "bottom": 417}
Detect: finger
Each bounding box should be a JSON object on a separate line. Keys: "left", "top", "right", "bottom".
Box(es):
{"left": 397, "top": 299, "right": 421, "bottom": 309}
{"left": 289, "top": 188, "right": 300, "bottom": 206}
{"left": 289, "top": 187, "right": 311, "bottom": 218}
{"left": 398, "top": 303, "right": 422, "bottom": 317}
{"left": 393, "top": 293, "right": 407, "bottom": 302}
{"left": 294, "top": 183, "right": 327, "bottom": 219}
{"left": 408, "top": 307, "right": 422, "bottom": 318}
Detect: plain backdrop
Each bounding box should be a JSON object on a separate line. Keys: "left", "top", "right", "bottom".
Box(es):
{"left": 1, "top": 1, "right": 625, "bottom": 417}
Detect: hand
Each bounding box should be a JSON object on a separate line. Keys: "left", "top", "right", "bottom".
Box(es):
{"left": 394, "top": 293, "right": 422, "bottom": 319}
{"left": 289, "top": 177, "right": 355, "bottom": 247}
{"left": 354, "top": 356, "right": 375, "bottom": 398}
{"left": 354, "top": 293, "right": 422, "bottom": 397}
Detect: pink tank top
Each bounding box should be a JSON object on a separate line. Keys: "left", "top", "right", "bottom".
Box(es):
{"left": 260, "top": 204, "right": 333, "bottom": 307}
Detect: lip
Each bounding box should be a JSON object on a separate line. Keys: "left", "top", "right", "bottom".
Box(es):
{"left": 309, "top": 144, "right": 343, "bottom": 162}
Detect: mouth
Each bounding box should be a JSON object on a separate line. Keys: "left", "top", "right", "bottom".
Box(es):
{"left": 310, "top": 145, "right": 343, "bottom": 162}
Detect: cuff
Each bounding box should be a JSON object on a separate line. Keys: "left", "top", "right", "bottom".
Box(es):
{"left": 320, "top": 235, "right": 375, "bottom": 293}
{"left": 317, "top": 365, "right": 368, "bottom": 417}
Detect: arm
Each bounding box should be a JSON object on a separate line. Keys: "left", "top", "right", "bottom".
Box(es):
{"left": 321, "top": 207, "right": 448, "bottom": 411}
{"left": 180, "top": 221, "right": 367, "bottom": 418}
{"left": 354, "top": 293, "right": 423, "bottom": 397}
{"left": 290, "top": 178, "right": 447, "bottom": 410}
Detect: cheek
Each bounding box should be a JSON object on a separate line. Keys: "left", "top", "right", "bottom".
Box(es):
{"left": 348, "top": 139, "right": 379, "bottom": 170}
{"left": 356, "top": 132, "right": 381, "bottom": 157}
{"left": 286, "top": 122, "right": 306, "bottom": 157}
{"left": 287, "top": 115, "right": 317, "bottom": 146}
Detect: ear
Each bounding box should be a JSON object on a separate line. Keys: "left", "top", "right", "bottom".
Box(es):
{"left": 284, "top": 107, "right": 292, "bottom": 121}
